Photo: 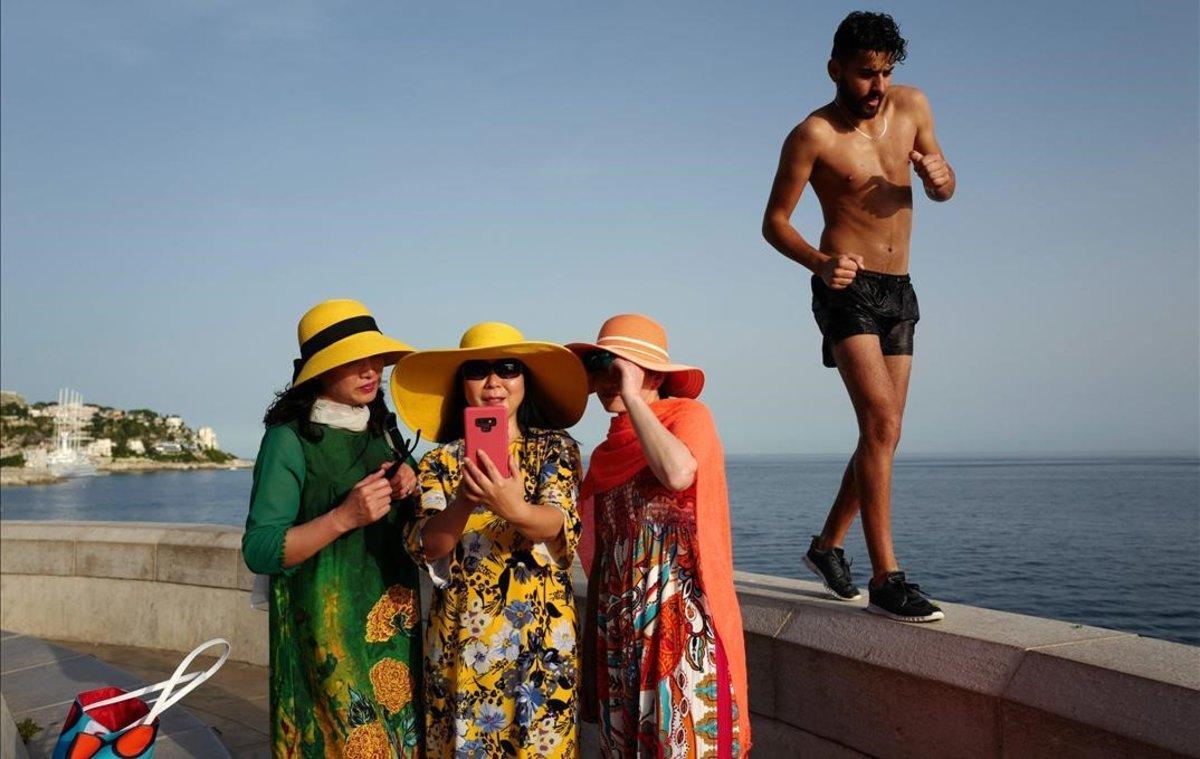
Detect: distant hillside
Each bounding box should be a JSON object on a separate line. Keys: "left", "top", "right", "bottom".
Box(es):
{"left": 0, "top": 390, "right": 236, "bottom": 465}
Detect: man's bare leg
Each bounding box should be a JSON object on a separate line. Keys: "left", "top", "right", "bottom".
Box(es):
{"left": 816, "top": 336, "right": 912, "bottom": 583}
{"left": 816, "top": 351, "right": 912, "bottom": 554}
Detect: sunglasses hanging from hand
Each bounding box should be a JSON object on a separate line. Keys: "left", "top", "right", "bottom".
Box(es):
{"left": 383, "top": 412, "right": 421, "bottom": 480}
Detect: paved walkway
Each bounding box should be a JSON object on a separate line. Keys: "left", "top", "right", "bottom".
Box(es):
{"left": 43, "top": 639, "right": 269, "bottom": 757}
{"left": 0, "top": 631, "right": 234, "bottom": 758}
{"left": 9, "top": 636, "right": 601, "bottom": 757}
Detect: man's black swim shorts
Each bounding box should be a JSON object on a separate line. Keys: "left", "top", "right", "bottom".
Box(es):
{"left": 811, "top": 270, "right": 919, "bottom": 368}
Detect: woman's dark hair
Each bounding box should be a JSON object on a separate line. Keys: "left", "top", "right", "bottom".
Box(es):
{"left": 831, "top": 11, "right": 907, "bottom": 64}
{"left": 263, "top": 379, "right": 389, "bottom": 441}
{"left": 515, "top": 372, "right": 556, "bottom": 433}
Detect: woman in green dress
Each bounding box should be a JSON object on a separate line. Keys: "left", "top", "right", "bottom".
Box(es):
{"left": 242, "top": 299, "right": 425, "bottom": 758}
{"left": 389, "top": 322, "right": 588, "bottom": 759}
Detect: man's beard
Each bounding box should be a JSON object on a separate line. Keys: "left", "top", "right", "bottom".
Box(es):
{"left": 836, "top": 80, "right": 884, "bottom": 119}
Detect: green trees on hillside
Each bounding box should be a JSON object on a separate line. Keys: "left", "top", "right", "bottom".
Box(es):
{"left": 0, "top": 415, "right": 54, "bottom": 449}
{"left": 1, "top": 400, "right": 236, "bottom": 462}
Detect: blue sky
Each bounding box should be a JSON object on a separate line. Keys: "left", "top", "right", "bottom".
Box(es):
{"left": 2, "top": 1, "right": 1197, "bottom": 458}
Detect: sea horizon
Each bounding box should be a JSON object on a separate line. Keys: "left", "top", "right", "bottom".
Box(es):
{"left": 3, "top": 451, "right": 1197, "bottom": 647}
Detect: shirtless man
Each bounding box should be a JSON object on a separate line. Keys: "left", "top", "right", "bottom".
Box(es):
{"left": 762, "top": 11, "right": 954, "bottom": 622}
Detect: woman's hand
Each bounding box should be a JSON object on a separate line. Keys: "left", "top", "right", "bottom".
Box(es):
{"left": 461, "top": 451, "right": 526, "bottom": 521}
{"left": 387, "top": 462, "right": 418, "bottom": 500}
{"left": 612, "top": 356, "right": 645, "bottom": 401}
{"left": 461, "top": 450, "right": 565, "bottom": 544}
{"left": 331, "top": 465, "right": 393, "bottom": 532}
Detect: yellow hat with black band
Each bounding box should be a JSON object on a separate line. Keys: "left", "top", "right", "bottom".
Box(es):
{"left": 292, "top": 299, "right": 414, "bottom": 386}
{"left": 390, "top": 321, "right": 587, "bottom": 444}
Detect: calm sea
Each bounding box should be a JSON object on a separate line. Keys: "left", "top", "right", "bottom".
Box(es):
{"left": 2, "top": 455, "right": 1197, "bottom": 646}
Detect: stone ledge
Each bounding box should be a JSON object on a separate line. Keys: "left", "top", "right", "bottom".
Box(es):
{"left": 735, "top": 571, "right": 1199, "bottom": 757}
{"left": 1, "top": 521, "right": 242, "bottom": 545}
{"left": 737, "top": 570, "right": 1137, "bottom": 696}
{"left": 1004, "top": 636, "right": 1200, "bottom": 756}
{"left": 0, "top": 540, "right": 73, "bottom": 578}
{"left": 3, "top": 521, "right": 1197, "bottom": 758}
{"left": 2, "top": 692, "right": 32, "bottom": 759}
{"left": 74, "top": 542, "right": 156, "bottom": 581}
{"left": 1, "top": 522, "right": 244, "bottom": 591}
{"left": 748, "top": 714, "right": 868, "bottom": 758}
{"left": 0, "top": 576, "right": 267, "bottom": 667}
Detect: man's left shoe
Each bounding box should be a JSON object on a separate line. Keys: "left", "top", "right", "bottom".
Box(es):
{"left": 803, "top": 536, "right": 862, "bottom": 601}
{"left": 867, "top": 571, "right": 945, "bottom": 622}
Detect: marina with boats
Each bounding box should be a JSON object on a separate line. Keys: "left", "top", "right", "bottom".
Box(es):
{"left": 0, "top": 388, "right": 249, "bottom": 487}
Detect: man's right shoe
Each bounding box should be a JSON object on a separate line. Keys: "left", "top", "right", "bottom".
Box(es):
{"left": 867, "top": 571, "right": 945, "bottom": 622}
{"left": 803, "top": 536, "right": 862, "bottom": 601}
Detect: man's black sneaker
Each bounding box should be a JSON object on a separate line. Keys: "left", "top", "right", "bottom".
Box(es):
{"left": 803, "top": 536, "right": 862, "bottom": 601}
{"left": 867, "top": 571, "right": 945, "bottom": 622}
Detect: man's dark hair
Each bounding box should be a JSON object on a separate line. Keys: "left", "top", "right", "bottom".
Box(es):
{"left": 831, "top": 11, "right": 907, "bottom": 64}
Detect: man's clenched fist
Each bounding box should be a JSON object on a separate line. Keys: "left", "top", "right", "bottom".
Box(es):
{"left": 819, "top": 253, "right": 865, "bottom": 290}
{"left": 910, "top": 150, "right": 952, "bottom": 196}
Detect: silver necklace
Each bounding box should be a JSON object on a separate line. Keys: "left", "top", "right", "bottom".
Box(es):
{"left": 835, "top": 100, "right": 888, "bottom": 141}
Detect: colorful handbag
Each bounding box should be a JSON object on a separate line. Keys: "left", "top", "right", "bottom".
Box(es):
{"left": 51, "top": 638, "right": 230, "bottom": 759}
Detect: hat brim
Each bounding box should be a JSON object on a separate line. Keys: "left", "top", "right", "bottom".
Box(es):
{"left": 294, "top": 332, "right": 414, "bottom": 387}
{"left": 566, "top": 342, "right": 705, "bottom": 399}
{"left": 391, "top": 342, "right": 588, "bottom": 443}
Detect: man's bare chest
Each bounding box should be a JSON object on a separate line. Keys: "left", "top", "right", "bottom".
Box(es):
{"left": 813, "top": 137, "right": 914, "bottom": 194}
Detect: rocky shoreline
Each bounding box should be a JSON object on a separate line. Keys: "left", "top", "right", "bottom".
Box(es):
{"left": 0, "top": 458, "right": 253, "bottom": 488}
{"left": 0, "top": 467, "right": 65, "bottom": 487}
{"left": 99, "top": 457, "right": 253, "bottom": 474}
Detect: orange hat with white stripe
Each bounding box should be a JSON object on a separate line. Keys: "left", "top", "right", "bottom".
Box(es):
{"left": 567, "top": 314, "right": 705, "bottom": 399}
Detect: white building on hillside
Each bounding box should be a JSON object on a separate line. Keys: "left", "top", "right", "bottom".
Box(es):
{"left": 86, "top": 439, "right": 114, "bottom": 458}
{"left": 23, "top": 448, "right": 47, "bottom": 467}
{"left": 165, "top": 416, "right": 183, "bottom": 429}
{"left": 196, "top": 427, "right": 219, "bottom": 450}
{"left": 127, "top": 439, "right": 145, "bottom": 455}
{"left": 45, "top": 403, "right": 99, "bottom": 421}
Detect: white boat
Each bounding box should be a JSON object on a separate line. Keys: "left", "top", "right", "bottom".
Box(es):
{"left": 44, "top": 388, "right": 97, "bottom": 478}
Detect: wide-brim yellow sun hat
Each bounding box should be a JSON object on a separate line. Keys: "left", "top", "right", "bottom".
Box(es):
{"left": 390, "top": 322, "right": 587, "bottom": 443}
{"left": 292, "top": 299, "right": 414, "bottom": 386}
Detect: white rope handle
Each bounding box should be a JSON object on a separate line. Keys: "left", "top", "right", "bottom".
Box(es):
{"left": 82, "top": 672, "right": 202, "bottom": 712}
{"left": 142, "top": 638, "right": 229, "bottom": 725}
{"left": 81, "top": 638, "right": 231, "bottom": 726}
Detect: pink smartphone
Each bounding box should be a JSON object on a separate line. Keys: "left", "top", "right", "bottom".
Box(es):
{"left": 464, "top": 406, "right": 510, "bottom": 478}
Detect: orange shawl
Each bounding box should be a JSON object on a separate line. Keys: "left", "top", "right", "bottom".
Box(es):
{"left": 579, "top": 397, "right": 751, "bottom": 752}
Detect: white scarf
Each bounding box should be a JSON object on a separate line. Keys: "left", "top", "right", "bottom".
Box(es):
{"left": 310, "top": 397, "right": 370, "bottom": 431}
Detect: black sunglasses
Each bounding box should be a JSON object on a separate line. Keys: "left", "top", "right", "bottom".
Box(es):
{"left": 383, "top": 412, "right": 421, "bottom": 480}
{"left": 582, "top": 350, "right": 617, "bottom": 374}
{"left": 460, "top": 359, "right": 525, "bottom": 381}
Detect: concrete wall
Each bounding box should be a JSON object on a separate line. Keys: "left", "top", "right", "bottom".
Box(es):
{"left": 2, "top": 521, "right": 1197, "bottom": 758}
{"left": 0, "top": 522, "right": 265, "bottom": 667}
{"left": 1, "top": 693, "right": 32, "bottom": 759}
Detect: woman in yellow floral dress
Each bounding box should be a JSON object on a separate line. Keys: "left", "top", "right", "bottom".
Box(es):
{"left": 390, "top": 322, "right": 589, "bottom": 759}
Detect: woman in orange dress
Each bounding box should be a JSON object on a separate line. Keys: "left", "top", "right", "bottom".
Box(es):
{"left": 570, "top": 314, "right": 751, "bottom": 758}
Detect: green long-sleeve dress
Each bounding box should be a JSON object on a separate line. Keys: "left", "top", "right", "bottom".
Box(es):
{"left": 243, "top": 420, "right": 423, "bottom": 758}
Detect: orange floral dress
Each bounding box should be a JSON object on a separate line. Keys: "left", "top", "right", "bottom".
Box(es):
{"left": 592, "top": 469, "right": 741, "bottom": 758}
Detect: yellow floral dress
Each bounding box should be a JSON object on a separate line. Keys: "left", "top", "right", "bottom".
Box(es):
{"left": 404, "top": 429, "right": 583, "bottom": 759}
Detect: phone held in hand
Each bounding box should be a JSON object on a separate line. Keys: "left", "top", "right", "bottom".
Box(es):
{"left": 464, "top": 406, "right": 509, "bottom": 478}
